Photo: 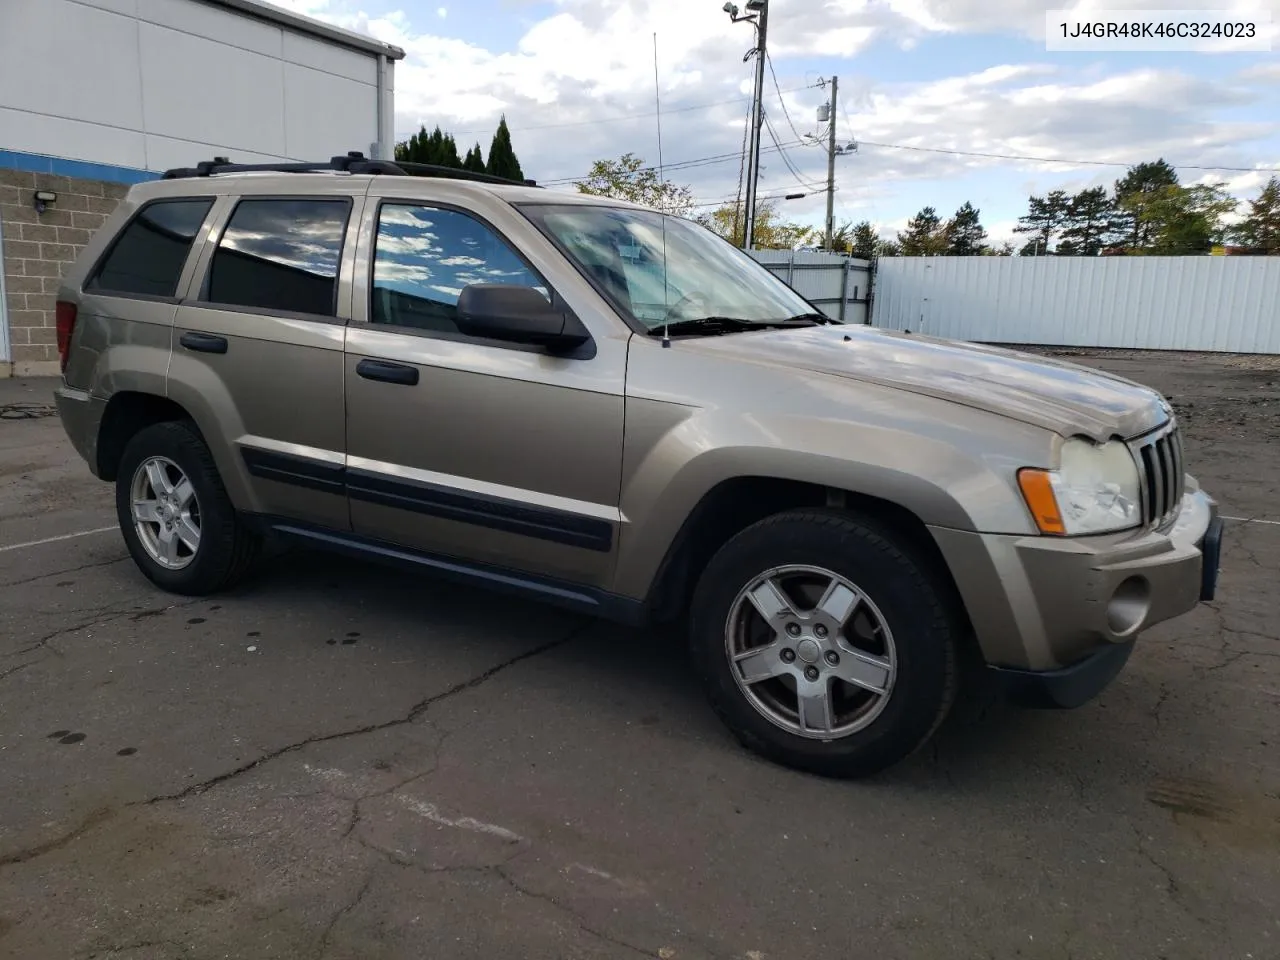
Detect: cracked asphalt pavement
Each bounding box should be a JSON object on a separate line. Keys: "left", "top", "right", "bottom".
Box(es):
{"left": 1, "top": 351, "right": 1278, "bottom": 960}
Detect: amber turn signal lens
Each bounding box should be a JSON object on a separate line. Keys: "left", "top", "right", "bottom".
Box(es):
{"left": 1017, "top": 468, "right": 1066, "bottom": 536}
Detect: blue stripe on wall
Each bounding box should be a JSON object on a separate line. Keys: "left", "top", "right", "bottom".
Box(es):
{"left": 0, "top": 150, "right": 160, "bottom": 185}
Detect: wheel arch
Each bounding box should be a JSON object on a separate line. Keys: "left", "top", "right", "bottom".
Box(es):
{"left": 96, "top": 391, "right": 201, "bottom": 482}
{"left": 639, "top": 475, "right": 971, "bottom": 637}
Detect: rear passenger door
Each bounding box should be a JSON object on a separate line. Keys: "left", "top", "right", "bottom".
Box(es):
{"left": 169, "top": 186, "right": 365, "bottom": 530}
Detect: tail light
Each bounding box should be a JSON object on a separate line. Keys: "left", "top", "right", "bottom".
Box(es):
{"left": 55, "top": 300, "right": 78, "bottom": 373}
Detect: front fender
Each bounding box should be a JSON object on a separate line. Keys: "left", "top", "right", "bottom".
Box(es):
{"left": 611, "top": 398, "right": 1047, "bottom": 600}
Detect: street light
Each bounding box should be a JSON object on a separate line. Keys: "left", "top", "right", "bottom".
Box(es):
{"left": 722, "top": 0, "right": 769, "bottom": 250}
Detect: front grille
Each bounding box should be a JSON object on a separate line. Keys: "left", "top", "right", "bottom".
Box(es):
{"left": 1131, "top": 422, "right": 1184, "bottom": 528}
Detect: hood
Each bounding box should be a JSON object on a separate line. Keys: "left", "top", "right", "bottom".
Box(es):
{"left": 683, "top": 325, "right": 1169, "bottom": 440}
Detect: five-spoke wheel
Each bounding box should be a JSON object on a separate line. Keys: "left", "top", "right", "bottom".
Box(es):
{"left": 727, "top": 565, "right": 896, "bottom": 740}
{"left": 690, "top": 509, "right": 959, "bottom": 778}
{"left": 115, "top": 421, "right": 260, "bottom": 595}
{"left": 130, "top": 456, "right": 202, "bottom": 570}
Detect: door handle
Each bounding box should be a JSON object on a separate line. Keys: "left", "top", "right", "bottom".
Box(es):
{"left": 180, "top": 332, "right": 228, "bottom": 354}
{"left": 356, "top": 359, "right": 419, "bottom": 386}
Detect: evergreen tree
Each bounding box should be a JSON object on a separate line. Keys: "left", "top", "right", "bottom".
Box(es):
{"left": 1057, "top": 187, "right": 1119, "bottom": 256}
{"left": 486, "top": 116, "right": 525, "bottom": 182}
{"left": 463, "top": 143, "right": 487, "bottom": 174}
{"left": 1113, "top": 159, "right": 1179, "bottom": 250}
{"left": 435, "top": 127, "right": 462, "bottom": 168}
{"left": 1233, "top": 176, "right": 1280, "bottom": 253}
{"left": 897, "top": 206, "right": 948, "bottom": 256}
{"left": 395, "top": 125, "right": 431, "bottom": 163}
{"left": 850, "top": 221, "right": 879, "bottom": 260}
{"left": 1013, "top": 190, "right": 1070, "bottom": 253}
{"left": 394, "top": 124, "right": 463, "bottom": 167}
{"left": 945, "top": 202, "right": 987, "bottom": 255}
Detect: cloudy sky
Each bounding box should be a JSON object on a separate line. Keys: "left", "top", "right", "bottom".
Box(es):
{"left": 273, "top": 0, "right": 1280, "bottom": 243}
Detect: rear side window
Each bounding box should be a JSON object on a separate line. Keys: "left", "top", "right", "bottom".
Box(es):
{"left": 89, "top": 199, "right": 212, "bottom": 297}
{"left": 206, "top": 198, "right": 350, "bottom": 317}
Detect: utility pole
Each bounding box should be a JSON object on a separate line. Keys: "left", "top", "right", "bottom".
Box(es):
{"left": 742, "top": 0, "right": 769, "bottom": 250}
{"left": 825, "top": 75, "right": 838, "bottom": 252}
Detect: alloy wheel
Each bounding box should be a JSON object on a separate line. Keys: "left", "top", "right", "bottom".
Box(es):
{"left": 725, "top": 564, "right": 897, "bottom": 740}
{"left": 130, "top": 456, "right": 201, "bottom": 570}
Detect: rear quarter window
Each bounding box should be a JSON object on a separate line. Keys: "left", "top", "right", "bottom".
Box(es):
{"left": 88, "top": 199, "right": 213, "bottom": 298}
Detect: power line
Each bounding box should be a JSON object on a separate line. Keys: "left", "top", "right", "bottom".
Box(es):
{"left": 687, "top": 190, "right": 809, "bottom": 210}
{"left": 763, "top": 111, "right": 825, "bottom": 192}
{"left": 539, "top": 136, "right": 810, "bottom": 185}
{"left": 765, "top": 52, "right": 813, "bottom": 147}
{"left": 854, "top": 139, "right": 1280, "bottom": 173}
{"left": 412, "top": 83, "right": 822, "bottom": 141}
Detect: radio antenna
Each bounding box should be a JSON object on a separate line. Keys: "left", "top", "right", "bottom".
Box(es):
{"left": 655, "top": 31, "right": 672, "bottom": 347}
{"left": 653, "top": 33, "right": 665, "bottom": 183}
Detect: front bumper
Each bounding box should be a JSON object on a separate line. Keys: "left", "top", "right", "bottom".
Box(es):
{"left": 931, "top": 481, "right": 1221, "bottom": 699}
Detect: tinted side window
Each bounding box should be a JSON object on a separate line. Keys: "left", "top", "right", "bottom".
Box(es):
{"left": 90, "top": 199, "right": 212, "bottom": 297}
{"left": 207, "top": 199, "right": 349, "bottom": 316}
{"left": 370, "top": 203, "right": 546, "bottom": 335}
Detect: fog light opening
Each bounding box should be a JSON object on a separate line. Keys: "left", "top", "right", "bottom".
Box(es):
{"left": 1106, "top": 576, "right": 1151, "bottom": 637}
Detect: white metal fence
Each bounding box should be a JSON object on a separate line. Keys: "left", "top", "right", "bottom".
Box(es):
{"left": 871, "top": 256, "right": 1280, "bottom": 354}
{"left": 750, "top": 250, "right": 872, "bottom": 324}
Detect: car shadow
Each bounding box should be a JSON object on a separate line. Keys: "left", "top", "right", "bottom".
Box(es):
{"left": 237, "top": 545, "right": 1091, "bottom": 789}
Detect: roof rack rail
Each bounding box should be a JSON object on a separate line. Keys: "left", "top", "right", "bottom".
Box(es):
{"left": 160, "top": 151, "right": 539, "bottom": 187}
{"left": 390, "top": 161, "right": 537, "bottom": 188}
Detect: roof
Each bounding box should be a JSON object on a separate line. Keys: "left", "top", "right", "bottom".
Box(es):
{"left": 135, "top": 171, "right": 655, "bottom": 213}
{"left": 201, "top": 0, "right": 406, "bottom": 60}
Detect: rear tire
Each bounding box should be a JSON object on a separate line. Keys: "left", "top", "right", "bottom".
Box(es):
{"left": 689, "top": 509, "right": 959, "bottom": 778}
{"left": 115, "top": 421, "right": 260, "bottom": 596}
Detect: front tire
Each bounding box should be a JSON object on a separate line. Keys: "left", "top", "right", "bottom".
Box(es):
{"left": 115, "top": 421, "right": 260, "bottom": 596}
{"left": 689, "top": 509, "right": 959, "bottom": 778}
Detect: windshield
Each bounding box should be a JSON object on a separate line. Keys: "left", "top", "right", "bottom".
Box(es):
{"left": 519, "top": 204, "right": 821, "bottom": 331}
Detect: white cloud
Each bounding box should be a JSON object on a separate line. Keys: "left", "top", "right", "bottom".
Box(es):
{"left": 272, "top": 0, "right": 1279, "bottom": 225}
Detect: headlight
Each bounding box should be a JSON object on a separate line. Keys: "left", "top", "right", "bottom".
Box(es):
{"left": 1018, "top": 438, "right": 1143, "bottom": 536}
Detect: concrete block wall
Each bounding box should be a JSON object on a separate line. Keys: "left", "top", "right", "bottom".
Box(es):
{"left": 1, "top": 169, "right": 128, "bottom": 377}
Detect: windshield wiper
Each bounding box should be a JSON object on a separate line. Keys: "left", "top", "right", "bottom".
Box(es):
{"left": 650, "top": 316, "right": 762, "bottom": 337}
{"left": 782, "top": 312, "right": 839, "bottom": 326}
{"left": 651, "top": 315, "right": 830, "bottom": 338}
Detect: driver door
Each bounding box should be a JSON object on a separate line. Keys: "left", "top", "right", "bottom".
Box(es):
{"left": 343, "top": 192, "right": 628, "bottom": 589}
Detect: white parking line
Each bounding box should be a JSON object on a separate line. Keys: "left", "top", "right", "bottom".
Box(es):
{"left": 0, "top": 525, "right": 117, "bottom": 554}
{"left": 395, "top": 795, "right": 524, "bottom": 843}
{"left": 1222, "top": 516, "right": 1280, "bottom": 526}
{"left": 303, "top": 763, "right": 525, "bottom": 844}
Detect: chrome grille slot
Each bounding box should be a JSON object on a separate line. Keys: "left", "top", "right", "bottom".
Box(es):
{"left": 1131, "top": 422, "right": 1184, "bottom": 528}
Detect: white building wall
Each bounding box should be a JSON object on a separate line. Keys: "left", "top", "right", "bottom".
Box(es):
{"left": 871, "top": 256, "right": 1280, "bottom": 354}
{"left": 0, "top": 0, "right": 398, "bottom": 174}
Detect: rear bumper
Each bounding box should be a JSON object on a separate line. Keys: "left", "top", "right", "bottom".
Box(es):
{"left": 931, "top": 480, "right": 1221, "bottom": 687}
{"left": 54, "top": 384, "right": 106, "bottom": 477}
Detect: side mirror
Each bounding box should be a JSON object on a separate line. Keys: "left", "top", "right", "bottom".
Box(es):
{"left": 455, "top": 284, "right": 590, "bottom": 352}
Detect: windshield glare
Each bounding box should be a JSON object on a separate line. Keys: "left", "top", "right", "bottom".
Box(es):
{"left": 521, "top": 205, "right": 818, "bottom": 331}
